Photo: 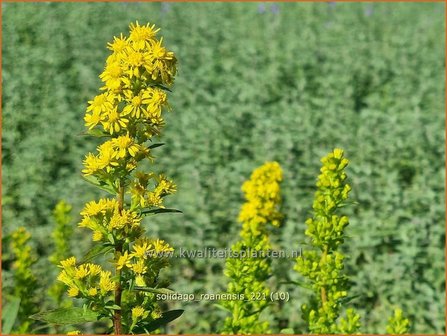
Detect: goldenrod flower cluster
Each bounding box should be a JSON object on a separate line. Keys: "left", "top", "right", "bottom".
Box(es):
{"left": 295, "top": 149, "right": 361, "bottom": 333}
{"left": 58, "top": 257, "right": 115, "bottom": 299}
{"left": 238, "top": 161, "right": 283, "bottom": 239}
{"left": 222, "top": 162, "right": 283, "bottom": 334}
{"left": 82, "top": 20, "right": 176, "bottom": 181}
{"left": 57, "top": 22, "right": 179, "bottom": 334}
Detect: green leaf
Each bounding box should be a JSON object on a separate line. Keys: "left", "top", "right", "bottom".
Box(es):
{"left": 81, "top": 175, "right": 116, "bottom": 194}
{"left": 152, "top": 84, "right": 172, "bottom": 92}
{"left": 81, "top": 245, "right": 113, "bottom": 263}
{"left": 148, "top": 143, "right": 165, "bottom": 149}
{"left": 134, "top": 286, "right": 175, "bottom": 295}
{"left": 212, "top": 303, "right": 231, "bottom": 313}
{"left": 104, "top": 305, "right": 121, "bottom": 310}
{"left": 2, "top": 296, "right": 20, "bottom": 334}
{"left": 139, "top": 310, "right": 184, "bottom": 332}
{"left": 81, "top": 129, "right": 111, "bottom": 138}
{"left": 279, "top": 280, "right": 312, "bottom": 290}
{"left": 139, "top": 208, "right": 183, "bottom": 216}
{"left": 30, "top": 307, "right": 99, "bottom": 325}
{"left": 280, "top": 328, "right": 295, "bottom": 334}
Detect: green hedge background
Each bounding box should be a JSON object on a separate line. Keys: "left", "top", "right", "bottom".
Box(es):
{"left": 2, "top": 2, "right": 445, "bottom": 334}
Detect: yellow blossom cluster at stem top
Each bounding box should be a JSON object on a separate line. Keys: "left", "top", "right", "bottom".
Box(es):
{"left": 82, "top": 21, "right": 176, "bottom": 180}
{"left": 238, "top": 161, "right": 283, "bottom": 239}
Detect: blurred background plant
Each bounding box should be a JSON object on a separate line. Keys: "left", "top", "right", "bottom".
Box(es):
{"left": 2, "top": 2, "right": 445, "bottom": 334}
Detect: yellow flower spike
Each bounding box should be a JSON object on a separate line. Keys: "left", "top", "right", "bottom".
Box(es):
{"left": 73, "top": 22, "right": 178, "bottom": 334}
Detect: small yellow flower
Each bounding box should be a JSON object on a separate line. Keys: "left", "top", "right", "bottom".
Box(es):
{"left": 99, "top": 271, "right": 115, "bottom": 294}
{"left": 135, "top": 275, "right": 146, "bottom": 287}
{"left": 86, "top": 93, "right": 115, "bottom": 115}
{"left": 88, "top": 287, "right": 98, "bottom": 296}
{"left": 107, "top": 33, "right": 129, "bottom": 53}
{"left": 112, "top": 134, "right": 141, "bottom": 158}
{"left": 67, "top": 287, "right": 79, "bottom": 297}
{"left": 131, "top": 239, "right": 152, "bottom": 259}
{"left": 74, "top": 264, "right": 90, "bottom": 279}
{"left": 131, "top": 306, "right": 148, "bottom": 320}
{"left": 57, "top": 270, "right": 72, "bottom": 286}
{"left": 101, "top": 106, "right": 129, "bottom": 135}
{"left": 130, "top": 259, "right": 147, "bottom": 274}
{"left": 129, "top": 21, "right": 159, "bottom": 49}
{"left": 92, "top": 231, "right": 103, "bottom": 242}
{"left": 82, "top": 153, "right": 101, "bottom": 176}
{"left": 59, "top": 256, "right": 77, "bottom": 269}
{"left": 116, "top": 251, "right": 132, "bottom": 270}
{"left": 67, "top": 330, "right": 81, "bottom": 335}
{"left": 88, "top": 264, "right": 102, "bottom": 276}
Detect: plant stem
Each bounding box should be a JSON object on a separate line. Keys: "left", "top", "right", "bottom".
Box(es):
{"left": 320, "top": 246, "right": 328, "bottom": 305}
{"left": 113, "top": 180, "right": 125, "bottom": 335}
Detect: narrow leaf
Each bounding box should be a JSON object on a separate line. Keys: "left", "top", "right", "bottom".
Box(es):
{"left": 81, "top": 175, "right": 116, "bottom": 194}
{"left": 2, "top": 296, "right": 20, "bottom": 334}
{"left": 148, "top": 143, "right": 165, "bottom": 150}
{"left": 81, "top": 129, "right": 111, "bottom": 138}
{"left": 140, "top": 208, "right": 183, "bottom": 216}
{"left": 134, "top": 287, "right": 175, "bottom": 295}
{"left": 81, "top": 245, "right": 113, "bottom": 263}
{"left": 142, "top": 309, "right": 184, "bottom": 332}
{"left": 30, "top": 307, "right": 99, "bottom": 325}
{"left": 280, "top": 328, "right": 295, "bottom": 334}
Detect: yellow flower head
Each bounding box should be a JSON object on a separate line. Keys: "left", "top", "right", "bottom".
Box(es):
{"left": 107, "top": 33, "right": 129, "bottom": 53}
{"left": 116, "top": 251, "right": 132, "bottom": 270}
{"left": 129, "top": 21, "right": 159, "bottom": 49}
{"left": 131, "top": 238, "right": 152, "bottom": 259}
{"left": 87, "top": 287, "right": 98, "bottom": 297}
{"left": 74, "top": 264, "right": 90, "bottom": 279}
{"left": 130, "top": 259, "right": 147, "bottom": 274}
{"left": 67, "top": 286, "right": 79, "bottom": 297}
{"left": 131, "top": 305, "right": 148, "bottom": 320}
{"left": 99, "top": 271, "right": 116, "bottom": 294}
{"left": 59, "top": 256, "right": 77, "bottom": 269}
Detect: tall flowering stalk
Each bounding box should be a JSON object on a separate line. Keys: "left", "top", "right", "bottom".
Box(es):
{"left": 6, "top": 227, "right": 38, "bottom": 333}
{"left": 294, "top": 149, "right": 361, "bottom": 333}
{"left": 48, "top": 201, "right": 73, "bottom": 308}
{"left": 294, "top": 148, "right": 410, "bottom": 334}
{"left": 221, "top": 162, "right": 283, "bottom": 334}
{"left": 55, "top": 22, "right": 180, "bottom": 334}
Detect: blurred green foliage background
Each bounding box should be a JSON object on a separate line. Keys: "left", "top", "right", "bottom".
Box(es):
{"left": 2, "top": 2, "right": 445, "bottom": 334}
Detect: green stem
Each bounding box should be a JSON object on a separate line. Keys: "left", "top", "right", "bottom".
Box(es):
{"left": 320, "top": 246, "right": 328, "bottom": 305}
{"left": 113, "top": 180, "right": 125, "bottom": 334}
